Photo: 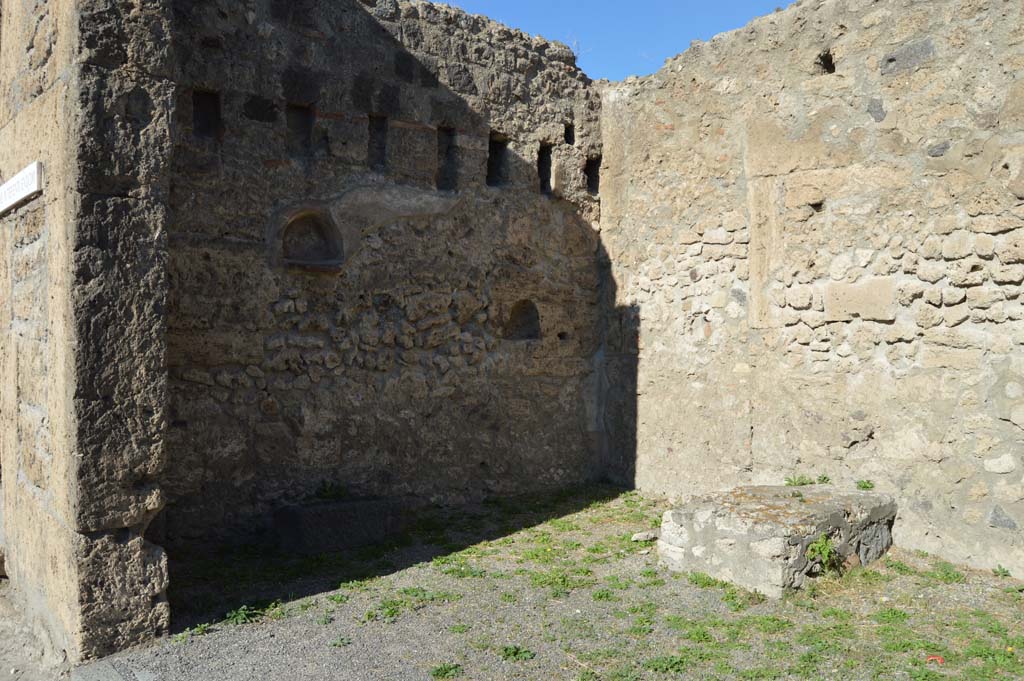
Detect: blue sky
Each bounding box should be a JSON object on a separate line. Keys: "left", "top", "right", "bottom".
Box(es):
{"left": 441, "top": 1, "right": 790, "bottom": 81}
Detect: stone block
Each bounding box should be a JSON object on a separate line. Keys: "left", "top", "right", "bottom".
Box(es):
{"left": 997, "top": 232, "right": 1024, "bottom": 264}
{"left": 880, "top": 38, "right": 935, "bottom": 76}
{"left": 658, "top": 486, "right": 897, "bottom": 598}
{"left": 273, "top": 499, "right": 410, "bottom": 555}
{"left": 824, "top": 278, "right": 897, "bottom": 322}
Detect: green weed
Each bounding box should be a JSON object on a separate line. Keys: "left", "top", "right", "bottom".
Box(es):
{"left": 430, "top": 663, "right": 464, "bottom": 678}
{"left": 499, "top": 645, "right": 536, "bottom": 662}
{"left": 806, "top": 534, "right": 841, "bottom": 573}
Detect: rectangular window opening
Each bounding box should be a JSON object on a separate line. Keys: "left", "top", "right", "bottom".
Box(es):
{"left": 538, "top": 143, "right": 553, "bottom": 196}
{"left": 487, "top": 132, "right": 509, "bottom": 187}
{"left": 193, "top": 90, "right": 223, "bottom": 139}
{"left": 585, "top": 156, "right": 602, "bottom": 195}
{"left": 368, "top": 114, "right": 389, "bottom": 172}
{"left": 286, "top": 104, "right": 315, "bottom": 157}
{"left": 564, "top": 124, "right": 576, "bottom": 145}
{"left": 436, "top": 126, "right": 458, "bottom": 191}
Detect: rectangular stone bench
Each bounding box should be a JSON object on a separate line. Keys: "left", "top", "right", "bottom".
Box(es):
{"left": 658, "top": 485, "right": 896, "bottom": 598}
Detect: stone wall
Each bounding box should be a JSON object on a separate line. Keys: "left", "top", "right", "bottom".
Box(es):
{"left": 5, "top": 0, "right": 1023, "bottom": 664}
{"left": 157, "top": 0, "right": 607, "bottom": 547}
{"left": 1, "top": 0, "right": 89, "bottom": 658}
{"left": 1, "top": 0, "right": 177, "bottom": 661}
{"left": 601, "top": 0, "right": 1024, "bottom": 574}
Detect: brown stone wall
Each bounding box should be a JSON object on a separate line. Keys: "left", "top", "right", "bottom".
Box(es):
{"left": 158, "top": 0, "right": 606, "bottom": 547}
{"left": 71, "top": 0, "right": 177, "bottom": 659}
{"left": 1, "top": 0, "right": 177, "bottom": 661}
{"left": 601, "top": 0, "right": 1024, "bottom": 574}
{"left": 0, "top": 0, "right": 89, "bottom": 658}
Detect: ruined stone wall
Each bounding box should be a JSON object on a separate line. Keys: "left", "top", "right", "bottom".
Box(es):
{"left": 601, "top": 0, "right": 1024, "bottom": 574}
{"left": 0, "top": 0, "right": 91, "bottom": 657}
{"left": 159, "top": 0, "right": 605, "bottom": 546}
{"left": 1, "top": 0, "right": 177, "bottom": 661}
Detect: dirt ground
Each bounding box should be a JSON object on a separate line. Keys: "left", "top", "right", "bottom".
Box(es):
{"left": 3, "top": 486, "right": 1023, "bottom": 680}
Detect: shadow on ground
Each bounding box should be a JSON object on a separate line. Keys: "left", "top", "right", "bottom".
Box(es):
{"left": 168, "top": 484, "right": 627, "bottom": 630}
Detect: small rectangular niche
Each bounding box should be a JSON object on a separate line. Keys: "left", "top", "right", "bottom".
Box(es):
{"left": 564, "top": 124, "right": 576, "bottom": 145}
{"left": 537, "top": 143, "right": 553, "bottom": 195}
{"left": 284, "top": 104, "right": 311, "bottom": 157}
{"left": 585, "top": 156, "right": 601, "bottom": 195}
{"left": 436, "top": 126, "right": 458, "bottom": 191}
{"left": 368, "top": 114, "right": 388, "bottom": 172}
{"left": 486, "top": 132, "right": 509, "bottom": 187}
{"left": 192, "top": 90, "right": 223, "bottom": 139}
{"left": 286, "top": 104, "right": 314, "bottom": 156}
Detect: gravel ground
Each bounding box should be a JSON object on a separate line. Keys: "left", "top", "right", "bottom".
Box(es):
{"left": 4, "top": 486, "right": 1023, "bottom": 680}
{"left": 0, "top": 581, "right": 68, "bottom": 680}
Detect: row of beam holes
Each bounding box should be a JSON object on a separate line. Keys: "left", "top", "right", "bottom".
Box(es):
{"left": 490, "top": 128, "right": 600, "bottom": 196}
{"left": 193, "top": 91, "right": 561, "bottom": 339}
{"left": 193, "top": 90, "right": 600, "bottom": 196}
{"left": 532, "top": 124, "right": 600, "bottom": 196}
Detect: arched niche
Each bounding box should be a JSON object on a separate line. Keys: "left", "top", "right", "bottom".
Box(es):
{"left": 504, "top": 300, "right": 541, "bottom": 341}
{"left": 278, "top": 210, "right": 344, "bottom": 271}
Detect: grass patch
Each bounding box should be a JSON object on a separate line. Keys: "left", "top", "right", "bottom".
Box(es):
{"left": 643, "top": 647, "right": 721, "bottom": 674}
{"left": 430, "top": 663, "right": 464, "bottom": 678}
{"left": 499, "top": 645, "right": 536, "bottom": 662}
{"left": 363, "top": 587, "right": 461, "bottom": 623}
{"left": 687, "top": 572, "right": 765, "bottom": 611}
{"left": 172, "top": 622, "right": 213, "bottom": 643}
{"left": 924, "top": 561, "right": 966, "bottom": 584}
{"left": 872, "top": 608, "right": 910, "bottom": 624}
{"left": 665, "top": 616, "right": 715, "bottom": 643}
{"left": 529, "top": 568, "right": 596, "bottom": 597}
{"left": 821, "top": 607, "right": 852, "bottom": 621}
{"left": 223, "top": 602, "right": 279, "bottom": 625}
{"left": 884, "top": 558, "right": 917, "bottom": 575}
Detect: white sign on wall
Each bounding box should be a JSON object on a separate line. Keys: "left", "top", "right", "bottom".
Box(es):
{"left": 0, "top": 162, "right": 44, "bottom": 218}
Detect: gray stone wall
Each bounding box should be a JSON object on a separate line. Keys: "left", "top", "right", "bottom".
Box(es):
{"left": 601, "top": 0, "right": 1024, "bottom": 575}
{"left": 158, "top": 0, "right": 607, "bottom": 547}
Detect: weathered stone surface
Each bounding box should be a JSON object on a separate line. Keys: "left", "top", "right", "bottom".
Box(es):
{"left": 601, "top": 0, "right": 1024, "bottom": 587}
{"left": 989, "top": 505, "right": 1019, "bottom": 530}
{"left": 658, "top": 486, "right": 897, "bottom": 598}
{"left": 983, "top": 453, "right": 1018, "bottom": 475}
{"left": 823, "top": 278, "right": 897, "bottom": 322}
{"left": 880, "top": 39, "right": 936, "bottom": 76}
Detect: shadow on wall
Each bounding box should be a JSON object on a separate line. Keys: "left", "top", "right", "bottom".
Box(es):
{"left": 154, "top": 0, "right": 639, "bottom": 628}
